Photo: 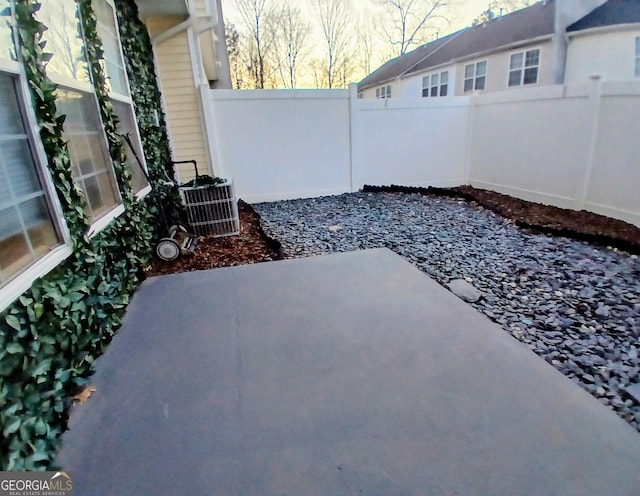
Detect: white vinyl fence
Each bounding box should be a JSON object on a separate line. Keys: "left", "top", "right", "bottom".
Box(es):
{"left": 204, "top": 80, "right": 640, "bottom": 226}
{"left": 206, "top": 89, "right": 351, "bottom": 203}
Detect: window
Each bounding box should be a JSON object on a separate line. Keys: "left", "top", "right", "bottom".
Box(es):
{"left": 635, "top": 37, "right": 640, "bottom": 77}
{"left": 376, "top": 85, "right": 391, "bottom": 99}
{"left": 464, "top": 61, "right": 487, "bottom": 92}
{"left": 0, "top": 1, "right": 68, "bottom": 302}
{"left": 93, "top": 0, "right": 149, "bottom": 195}
{"left": 422, "top": 71, "right": 448, "bottom": 97}
{"left": 0, "top": 73, "right": 64, "bottom": 289}
{"left": 36, "top": 0, "right": 123, "bottom": 222}
{"left": 508, "top": 48, "right": 540, "bottom": 87}
{"left": 0, "top": 0, "right": 16, "bottom": 61}
{"left": 55, "top": 88, "right": 121, "bottom": 220}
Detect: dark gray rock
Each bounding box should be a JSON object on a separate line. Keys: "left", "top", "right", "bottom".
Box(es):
{"left": 447, "top": 279, "right": 482, "bottom": 303}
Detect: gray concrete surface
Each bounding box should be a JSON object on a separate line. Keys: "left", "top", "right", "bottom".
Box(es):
{"left": 56, "top": 249, "right": 640, "bottom": 496}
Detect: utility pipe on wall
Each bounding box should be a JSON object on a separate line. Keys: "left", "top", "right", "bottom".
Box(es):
{"left": 149, "top": 0, "right": 221, "bottom": 46}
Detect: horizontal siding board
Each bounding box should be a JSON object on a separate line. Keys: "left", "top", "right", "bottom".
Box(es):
{"left": 152, "top": 28, "right": 211, "bottom": 177}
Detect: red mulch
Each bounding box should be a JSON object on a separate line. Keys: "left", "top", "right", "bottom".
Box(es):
{"left": 147, "top": 201, "right": 281, "bottom": 276}
{"left": 449, "top": 185, "right": 640, "bottom": 253}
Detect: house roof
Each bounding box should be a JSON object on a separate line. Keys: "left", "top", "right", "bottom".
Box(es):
{"left": 567, "top": 0, "right": 640, "bottom": 32}
{"left": 358, "top": 0, "right": 556, "bottom": 90}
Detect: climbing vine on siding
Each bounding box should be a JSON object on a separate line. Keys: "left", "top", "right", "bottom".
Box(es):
{"left": 0, "top": 0, "right": 170, "bottom": 470}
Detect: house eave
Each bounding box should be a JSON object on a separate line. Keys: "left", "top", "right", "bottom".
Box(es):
{"left": 436, "top": 33, "right": 553, "bottom": 74}
{"left": 567, "top": 22, "right": 640, "bottom": 39}
{"left": 135, "top": 0, "right": 189, "bottom": 20}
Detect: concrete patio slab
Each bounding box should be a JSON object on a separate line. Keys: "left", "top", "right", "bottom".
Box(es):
{"left": 56, "top": 248, "right": 640, "bottom": 495}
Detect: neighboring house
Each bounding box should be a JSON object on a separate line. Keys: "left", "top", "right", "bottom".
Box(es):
{"left": 565, "top": 0, "right": 640, "bottom": 83}
{"left": 358, "top": 0, "right": 630, "bottom": 99}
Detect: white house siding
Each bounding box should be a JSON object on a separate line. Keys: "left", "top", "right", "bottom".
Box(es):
{"left": 455, "top": 40, "right": 554, "bottom": 95}
{"left": 565, "top": 26, "right": 640, "bottom": 84}
{"left": 147, "top": 17, "right": 212, "bottom": 181}
{"left": 360, "top": 87, "right": 378, "bottom": 99}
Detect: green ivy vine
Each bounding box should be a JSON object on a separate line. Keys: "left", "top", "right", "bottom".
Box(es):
{"left": 0, "top": 0, "right": 172, "bottom": 470}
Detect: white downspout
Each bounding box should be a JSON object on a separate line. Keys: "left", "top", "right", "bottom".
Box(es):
{"left": 195, "top": 0, "right": 219, "bottom": 34}
{"left": 151, "top": 0, "right": 197, "bottom": 45}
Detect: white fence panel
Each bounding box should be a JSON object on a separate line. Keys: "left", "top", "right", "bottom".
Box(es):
{"left": 206, "top": 82, "right": 640, "bottom": 226}
{"left": 207, "top": 89, "right": 351, "bottom": 203}
{"left": 585, "top": 82, "right": 640, "bottom": 226}
{"left": 468, "top": 86, "right": 592, "bottom": 208}
{"left": 352, "top": 97, "right": 470, "bottom": 190}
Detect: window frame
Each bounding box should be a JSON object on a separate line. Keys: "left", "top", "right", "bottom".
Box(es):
{"left": 0, "top": 49, "right": 72, "bottom": 312}
{"left": 53, "top": 80, "right": 126, "bottom": 234}
{"left": 422, "top": 70, "right": 449, "bottom": 97}
{"left": 463, "top": 60, "right": 487, "bottom": 93}
{"left": 376, "top": 85, "right": 391, "bottom": 99}
{"left": 93, "top": 0, "right": 150, "bottom": 199}
{"left": 508, "top": 47, "right": 540, "bottom": 87}
{"left": 635, "top": 36, "right": 640, "bottom": 78}
{"left": 35, "top": 0, "right": 126, "bottom": 233}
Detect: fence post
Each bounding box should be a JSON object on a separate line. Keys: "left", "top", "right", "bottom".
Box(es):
{"left": 575, "top": 76, "right": 602, "bottom": 210}
{"left": 463, "top": 93, "right": 476, "bottom": 185}
{"left": 348, "top": 83, "right": 358, "bottom": 193}
{"left": 198, "top": 84, "right": 225, "bottom": 178}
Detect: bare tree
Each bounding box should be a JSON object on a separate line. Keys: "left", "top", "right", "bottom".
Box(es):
{"left": 38, "top": 0, "right": 85, "bottom": 79}
{"left": 376, "top": 0, "right": 450, "bottom": 56}
{"left": 236, "top": 0, "right": 277, "bottom": 88}
{"left": 355, "top": 11, "right": 376, "bottom": 76}
{"left": 272, "top": 4, "right": 309, "bottom": 89}
{"left": 472, "top": 0, "right": 532, "bottom": 25}
{"left": 312, "top": 0, "right": 355, "bottom": 89}
{"left": 309, "top": 58, "right": 329, "bottom": 88}
{"left": 225, "top": 23, "right": 245, "bottom": 89}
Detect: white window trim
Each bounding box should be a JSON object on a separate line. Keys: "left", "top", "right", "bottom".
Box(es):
{"left": 635, "top": 36, "right": 640, "bottom": 78}
{"left": 0, "top": 245, "right": 73, "bottom": 313}
{"left": 0, "top": 57, "right": 20, "bottom": 74}
{"left": 110, "top": 92, "right": 152, "bottom": 201}
{"left": 55, "top": 81, "right": 124, "bottom": 234}
{"left": 135, "top": 183, "right": 152, "bottom": 200}
{"left": 0, "top": 39, "right": 74, "bottom": 311}
{"left": 422, "top": 70, "right": 449, "bottom": 97}
{"left": 41, "top": 33, "right": 125, "bottom": 234}
{"left": 507, "top": 47, "right": 541, "bottom": 87}
{"left": 376, "top": 85, "right": 391, "bottom": 99}
{"left": 96, "top": 0, "right": 151, "bottom": 200}
{"left": 463, "top": 60, "right": 488, "bottom": 93}
{"left": 87, "top": 203, "right": 125, "bottom": 238}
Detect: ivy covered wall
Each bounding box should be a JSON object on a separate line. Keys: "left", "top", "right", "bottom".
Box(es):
{"left": 0, "top": 0, "right": 173, "bottom": 469}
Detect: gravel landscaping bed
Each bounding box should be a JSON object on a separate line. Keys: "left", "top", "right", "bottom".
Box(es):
{"left": 254, "top": 191, "right": 640, "bottom": 432}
